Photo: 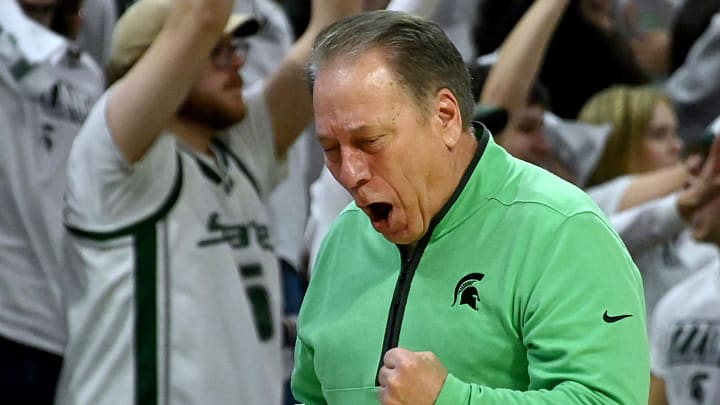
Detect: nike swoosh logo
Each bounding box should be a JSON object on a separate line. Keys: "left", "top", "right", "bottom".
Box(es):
{"left": 603, "top": 310, "right": 632, "bottom": 323}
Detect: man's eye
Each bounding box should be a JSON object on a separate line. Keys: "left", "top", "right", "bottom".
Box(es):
{"left": 363, "top": 136, "right": 384, "bottom": 147}
{"left": 322, "top": 146, "right": 340, "bottom": 160}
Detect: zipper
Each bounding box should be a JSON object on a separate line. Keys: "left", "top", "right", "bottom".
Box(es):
{"left": 374, "top": 240, "right": 429, "bottom": 386}
{"left": 372, "top": 129, "right": 490, "bottom": 385}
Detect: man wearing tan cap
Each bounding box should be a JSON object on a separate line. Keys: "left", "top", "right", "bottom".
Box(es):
{"left": 54, "top": 0, "right": 361, "bottom": 403}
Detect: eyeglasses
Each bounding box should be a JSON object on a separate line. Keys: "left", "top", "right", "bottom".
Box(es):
{"left": 210, "top": 38, "right": 250, "bottom": 69}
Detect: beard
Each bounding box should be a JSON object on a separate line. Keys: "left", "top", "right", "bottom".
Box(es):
{"left": 177, "top": 86, "right": 246, "bottom": 131}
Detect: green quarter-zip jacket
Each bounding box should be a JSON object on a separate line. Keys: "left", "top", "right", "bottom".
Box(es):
{"left": 292, "top": 131, "right": 649, "bottom": 404}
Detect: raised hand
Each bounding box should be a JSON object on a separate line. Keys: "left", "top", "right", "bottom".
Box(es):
{"left": 678, "top": 134, "right": 720, "bottom": 222}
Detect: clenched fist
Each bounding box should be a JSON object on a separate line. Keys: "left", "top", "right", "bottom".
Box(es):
{"left": 377, "top": 347, "right": 447, "bottom": 405}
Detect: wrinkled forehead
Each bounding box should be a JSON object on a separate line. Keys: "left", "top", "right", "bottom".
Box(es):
{"left": 312, "top": 63, "right": 426, "bottom": 139}
{"left": 314, "top": 50, "right": 429, "bottom": 117}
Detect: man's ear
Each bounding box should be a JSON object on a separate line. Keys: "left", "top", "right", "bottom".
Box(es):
{"left": 434, "top": 88, "right": 463, "bottom": 148}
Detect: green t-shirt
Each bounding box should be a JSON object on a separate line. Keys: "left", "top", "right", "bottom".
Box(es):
{"left": 292, "top": 133, "right": 649, "bottom": 404}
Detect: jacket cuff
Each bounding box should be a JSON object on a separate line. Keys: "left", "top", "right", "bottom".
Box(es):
{"left": 435, "top": 373, "right": 471, "bottom": 404}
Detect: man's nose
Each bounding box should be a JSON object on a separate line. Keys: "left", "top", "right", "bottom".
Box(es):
{"left": 338, "top": 148, "right": 370, "bottom": 190}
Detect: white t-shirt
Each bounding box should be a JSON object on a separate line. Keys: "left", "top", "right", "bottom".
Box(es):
{"left": 0, "top": 0, "right": 103, "bottom": 354}
{"left": 650, "top": 265, "right": 720, "bottom": 404}
{"left": 56, "top": 87, "right": 284, "bottom": 405}
{"left": 586, "top": 175, "right": 634, "bottom": 215}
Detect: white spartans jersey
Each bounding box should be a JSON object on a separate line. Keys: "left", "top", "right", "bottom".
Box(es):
{"left": 650, "top": 265, "right": 720, "bottom": 405}
{"left": 0, "top": 1, "right": 103, "bottom": 354}
{"left": 56, "top": 89, "right": 284, "bottom": 405}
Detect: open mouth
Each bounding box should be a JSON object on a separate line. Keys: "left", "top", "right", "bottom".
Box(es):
{"left": 367, "top": 202, "right": 392, "bottom": 223}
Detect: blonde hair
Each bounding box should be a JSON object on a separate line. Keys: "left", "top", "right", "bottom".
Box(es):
{"left": 578, "top": 85, "right": 672, "bottom": 187}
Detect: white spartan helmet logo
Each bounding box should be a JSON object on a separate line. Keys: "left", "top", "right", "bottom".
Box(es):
{"left": 451, "top": 273, "right": 485, "bottom": 310}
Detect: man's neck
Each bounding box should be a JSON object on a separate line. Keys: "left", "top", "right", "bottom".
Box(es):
{"left": 169, "top": 117, "right": 216, "bottom": 156}
{"left": 399, "top": 133, "right": 479, "bottom": 256}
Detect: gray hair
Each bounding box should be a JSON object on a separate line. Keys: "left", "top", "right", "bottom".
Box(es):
{"left": 308, "top": 10, "right": 474, "bottom": 130}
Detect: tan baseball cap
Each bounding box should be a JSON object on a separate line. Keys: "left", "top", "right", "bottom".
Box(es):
{"left": 106, "top": 0, "right": 259, "bottom": 84}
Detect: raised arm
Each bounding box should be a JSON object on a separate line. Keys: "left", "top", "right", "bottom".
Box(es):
{"left": 679, "top": 131, "right": 720, "bottom": 221}
{"left": 479, "top": 0, "right": 569, "bottom": 119}
{"left": 617, "top": 161, "right": 690, "bottom": 211}
{"left": 108, "top": 0, "right": 232, "bottom": 163}
{"left": 263, "top": 0, "right": 362, "bottom": 159}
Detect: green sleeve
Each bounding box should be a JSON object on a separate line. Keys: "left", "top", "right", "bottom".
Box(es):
{"left": 436, "top": 212, "right": 650, "bottom": 404}
{"left": 291, "top": 336, "right": 327, "bottom": 405}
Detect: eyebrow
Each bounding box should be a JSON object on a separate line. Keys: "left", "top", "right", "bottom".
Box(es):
{"left": 316, "top": 135, "right": 335, "bottom": 144}
{"left": 317, "top": 125, "right": 367, "bottom": 141}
